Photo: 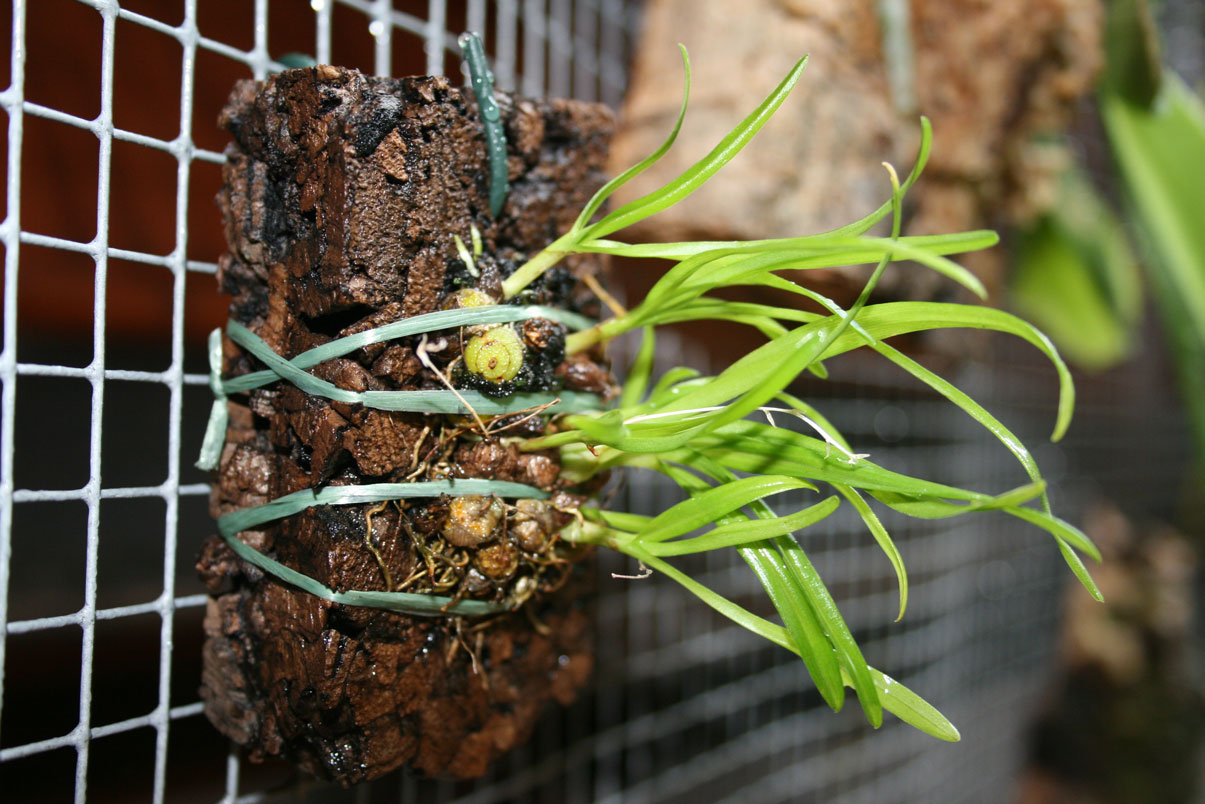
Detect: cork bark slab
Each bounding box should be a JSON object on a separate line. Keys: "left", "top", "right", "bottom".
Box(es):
{"left": 609, "top": 0, "right": 1102, "bottom": 301}
{"left": 198, "top": 65, "right": 613, "bottom": 784}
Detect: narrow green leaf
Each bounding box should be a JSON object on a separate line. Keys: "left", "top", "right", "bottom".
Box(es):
{"left": 620, "top": 327, "right": 658, "bottom": 407}
{"left": 582, "top": 229, "right": 996, "bottom": 262}
{"left": 614, "top": 516, "right": 958, "bottom": 741}
{"left": 647, "top": 496, "right": 840, "bottom": 556}
{"left": 741, "top": 543, "right": 848, "bottom": 712}
{"left": 682, "top": 455, "right": 882, "bottom": 727}
{"left": 866, "top": 668, "right": 961, "bottom": 742}
{"left": 654, "top": 320, "right": 835, "bottom": 417}
{"left": 694, "top": 421, "right": 996, "bottom": 500}
{"left": 1053, "top": 537, "right": 1105, "bottom": 602}
{"left": 636, "top": 475, "right": 813, "bottom": 543}
{"left": 822, "top": 116, "right": 935, "bottom": 239}
{"left": 798, "top": 300, "right": 1075, "bottom": 445}
{"left": 571, "top": 45, "right": 692, "bottom": 233}
{"left": 771, "top": 524, "right": 883, "bottom": 726}
{"left": 590, "top": 508, "right": 653, "bottom": 532}
{"left": 582, "top": 56, "right": 808, "bottom": 241}
{"left": 870, "top": 482, "right": 1046, "bottom": 518}
{"left": 1004, "top": 505, "right": 1102, "bottom": 563}
{"left": 653, "top": 464, "right": 847, "bottom": 711}
{"left": 837, "top": 485, "right": 908, "bottom": 621}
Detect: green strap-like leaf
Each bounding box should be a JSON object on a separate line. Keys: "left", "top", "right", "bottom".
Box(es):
{"left": 811, "top": 302, "right": 1075, "bottom": 442}
{"left": 570, "top": 44, "right": 692, "bottom": 233}
{"left": 634, "top": 475, "right": 814, "bottom": 543}
{"left": 684, "top": 455, "right": 883, "bottom": 727}
{"left": 580, "top": 56, "right": 808, "bottom": 241}
{"left": 620, "top": 327, "right": 658, "bottom": 408}
{"left": 837, "top": 484, "right": 909, "bottom": 621}
{"left": 865, "top": 668, "right": 960, "bottom": 742}
{"left": 646, "top": 496, "right": 840, "bottom": 556}
{"left": 656, "top": 463, "right": 848, "bottom": 712}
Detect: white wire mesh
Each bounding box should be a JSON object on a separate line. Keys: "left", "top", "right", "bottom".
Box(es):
{"left": 0, "top": 1, "right": 1170, "bottom": 802}
{"left": 0, "top": 1, "right": 639, "bottom": 800}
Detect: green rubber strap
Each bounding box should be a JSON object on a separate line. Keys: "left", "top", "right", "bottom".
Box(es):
{"left": 195, "top": 330, "right": 229, "bottom": 471}
{"left": 458, "top": 32, "right": 509, "bottom": 218}
{"left": 217, "top": 479, "right": 549, "bottom": 617}
{"left": 223, "top": 304, "right": 595, "bottom": 394}
{"left": 227, "top": 320, "right": 603, "bottom": 414}
{"left": 274, "top": 52, "right": 319, "bottom": 71}
{"left": 195, "top": 304, "right": 604, "bottom": 470}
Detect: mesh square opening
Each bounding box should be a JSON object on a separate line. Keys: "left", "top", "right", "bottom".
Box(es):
{"left": 103, "top": 255, "right": 176, "bottom": 373}
{"left": 0, "top": 745, "right": 77, "bottom": 802}
{"left": 90, "top": 612, "right": 161, "bottom": 730}
{"left": 86, "top": 726, "right": 157, "bottom": 802}
{"left": 98, "top": 377, "right": 169, "bottom": 489}
{"left": 15, "top": 242, "right": 95, "bottom": 368}
{"left": 108, "top": 138, "right": 179, "bottom": 257}
{"left": 0, "top": 624, "right": 82, "bottom": 750}
{"left": 112, "top": 14, "right": 184, "bottom": 143}
{"left": 96, "top": 495, "right": 167, "bottom": 611}
{"left": 12, "top": 373, "right": 92, "bottom": 490}
{"left": 20, "top": 113, "right": 100, "bottom": 245}
{"left": 25, "top": 0, "right": 102, "bottom": 122}
{"left": 8, "top": 499, "right": 88, "bottom": 622}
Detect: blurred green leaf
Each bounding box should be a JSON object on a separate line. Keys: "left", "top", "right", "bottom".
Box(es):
{"left": 1011, "top": 168, "right": 1143, "bottom": 371}
{"left": 1101, "top": 63, "right": 1205, "bottom": 465}
{"left": 1104, "top": 0, "right": 1163, "bottom": 107}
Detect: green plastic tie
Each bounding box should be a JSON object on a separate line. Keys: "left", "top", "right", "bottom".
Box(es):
{"left": 218, "top": 479, "right": 548, "bottom": 617}
{"left": 274, "top": 52, "right": 319, "bottom": 71}
{"left": 195, "top": 330, "right": 229, "bottom": 470}
{"left": 458, "top": 31, "right": 509, "bottom": 218}
{"left": 223, "top": 304, "right": 594, "bottom": 394}
{"left": 195, "top": 304, "right": 603, "bottom": 470}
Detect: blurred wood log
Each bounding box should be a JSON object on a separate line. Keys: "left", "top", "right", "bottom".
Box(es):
{"left": 610, "top": 0, "right": 1102, "bottom": 303}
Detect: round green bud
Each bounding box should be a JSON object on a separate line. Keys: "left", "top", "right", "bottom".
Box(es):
{"left": 446, "top": 287, "right": 495, "bottom": 309}
{"left": 464, "top": 325, "right": 524, "bottom": 383}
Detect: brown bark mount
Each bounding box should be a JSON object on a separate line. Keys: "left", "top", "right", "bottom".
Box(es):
{"left": 198, "top": 65, "right": 614, "bottom": 784}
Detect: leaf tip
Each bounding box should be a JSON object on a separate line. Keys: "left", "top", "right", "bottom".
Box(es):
{"left": 784, "top": 55, "right": 809, "bottom": 86}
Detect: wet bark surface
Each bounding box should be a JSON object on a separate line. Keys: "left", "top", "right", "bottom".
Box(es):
{"left": 198, "top": 65, "right": 614, "bottom": 784}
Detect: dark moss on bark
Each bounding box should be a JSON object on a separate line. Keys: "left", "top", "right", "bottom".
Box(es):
{"left": 199, "top": 65, "right": 615, "bottom": 784}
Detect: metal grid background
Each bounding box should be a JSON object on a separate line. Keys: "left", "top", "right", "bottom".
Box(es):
{"left": 0, "top": 1, "right": 1188, "bottom": 802}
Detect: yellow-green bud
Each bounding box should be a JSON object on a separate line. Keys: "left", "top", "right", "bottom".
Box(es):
{"left": 464, "top": 325, "right": 524, "bottom": 383}
{"left": 446, "top": 287, "right": 495, "bottom": 309}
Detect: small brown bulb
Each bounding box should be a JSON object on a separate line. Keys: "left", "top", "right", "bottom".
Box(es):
{"left": 475, "top": 540, "right": 520, "bottom": 581}
{"left": 512, "top": 498, "right": 555, "bottom": 553}
{"left": 443, "top": 495, "right": 505, "bottom": 547}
